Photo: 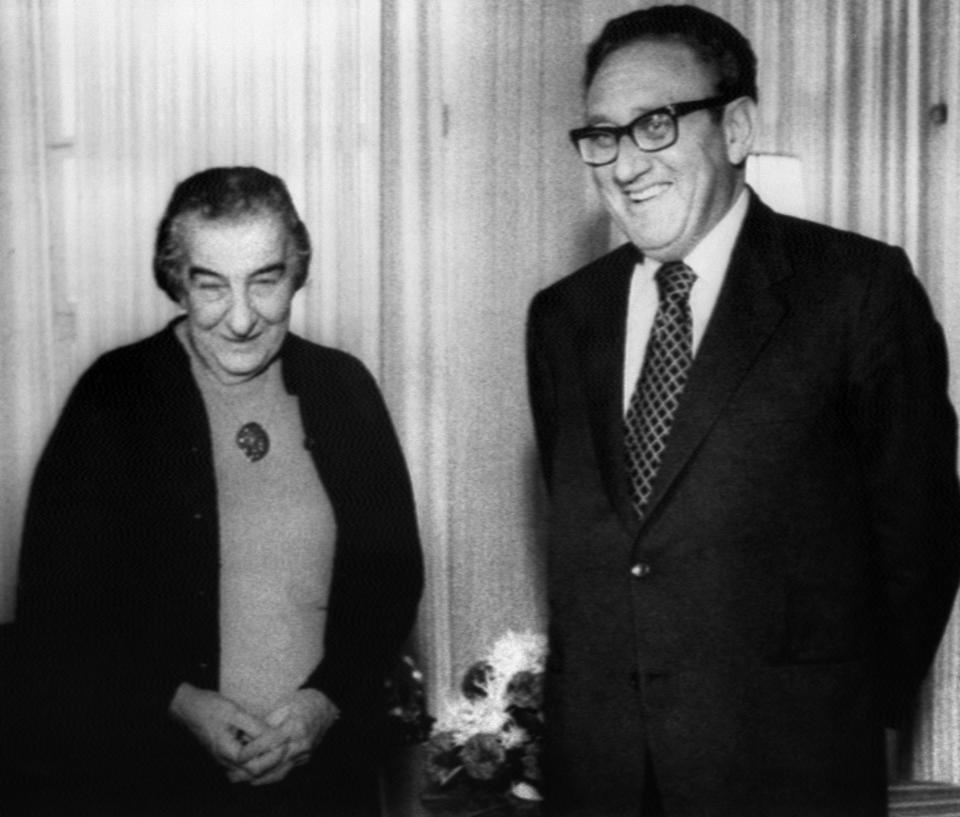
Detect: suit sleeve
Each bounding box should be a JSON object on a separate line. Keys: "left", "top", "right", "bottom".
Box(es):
{"left": 527, "top": 290, "right": 559, "bottom": 490}
{"left": 848, "top": 247, "right": 960, "bottom": 723}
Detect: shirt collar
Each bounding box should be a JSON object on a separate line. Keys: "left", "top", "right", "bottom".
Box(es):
{"left": 685, "top": 186, "right": 750, "bottom": 279}
{"left": 636, "top": 186, "right": 750, "bottom": 280}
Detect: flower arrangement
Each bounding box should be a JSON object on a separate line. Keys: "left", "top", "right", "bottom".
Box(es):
{"left": 424, "top": 631, "right": 547, "bottom": 806}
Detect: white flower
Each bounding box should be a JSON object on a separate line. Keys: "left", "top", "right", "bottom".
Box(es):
{"left": 464, "top": 631, "right": 549, "bottom": 711}
{"left": 488, "top": 631, "right": 548, "bottom": 679}
{"left": 500, "top": 722, "right": 529, "bottom": 750}
{"left": 432, "top": 631, "right": 548, "bottom": 746}
{"left": 435, "top": 695, "right": 509, "bottom": 745}
{"left": 511, "top": 781, "right": 544, "bottom": 801}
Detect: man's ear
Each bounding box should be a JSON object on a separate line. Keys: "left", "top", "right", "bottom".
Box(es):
{"left": 723, "top": 96, "right": 758, "bottom": 166}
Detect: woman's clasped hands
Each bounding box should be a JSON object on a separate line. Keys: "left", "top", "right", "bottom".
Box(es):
{"left": 170, "top": 683, "right": 339, "bottom": 786}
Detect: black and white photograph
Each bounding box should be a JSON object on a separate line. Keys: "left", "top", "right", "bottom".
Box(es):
{"left": 2, "top": 2, "right": 960, "bottom": 816}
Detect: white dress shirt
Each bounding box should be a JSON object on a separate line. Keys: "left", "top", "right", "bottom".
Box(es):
{"left": 622, "top": 187, "right": 751, "bottom": 415}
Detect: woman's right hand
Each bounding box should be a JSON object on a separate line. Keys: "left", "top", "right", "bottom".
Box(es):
{"left": 168, "top": 682, "right": 270, "bottom": 780}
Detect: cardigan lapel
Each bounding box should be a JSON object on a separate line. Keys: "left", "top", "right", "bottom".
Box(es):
{"left": 634, "top": 196, "right": 793, "bottom": 531}
{"left": 279, "top": 332, "right": 328, "bottom": 451}
{"left": 152, "top": 316, "right": 217, "bottom": 450}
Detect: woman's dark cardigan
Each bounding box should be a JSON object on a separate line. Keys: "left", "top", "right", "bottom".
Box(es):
{"left": 13, "top": 319, "right": 424, "bottom": 781}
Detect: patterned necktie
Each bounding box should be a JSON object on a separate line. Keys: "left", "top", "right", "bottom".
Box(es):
{"left": 624, "top": 261, "right": 697, "bottom": 519}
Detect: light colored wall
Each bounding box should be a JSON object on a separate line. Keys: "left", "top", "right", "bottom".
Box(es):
{"left": 388, "top": 0, "right": 591, "bottom": 697}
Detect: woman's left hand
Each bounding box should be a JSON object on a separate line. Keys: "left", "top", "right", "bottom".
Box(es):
{"left": 232, "top": 688, "right": 339, "bottom": 785}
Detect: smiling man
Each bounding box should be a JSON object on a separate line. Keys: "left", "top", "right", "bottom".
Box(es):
{"left": 526, "top": 6, "right": 960, "bottom": 816}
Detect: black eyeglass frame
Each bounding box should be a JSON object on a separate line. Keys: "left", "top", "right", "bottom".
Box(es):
{"left": 569, "top": 93, "right": 740, "bottom": 166}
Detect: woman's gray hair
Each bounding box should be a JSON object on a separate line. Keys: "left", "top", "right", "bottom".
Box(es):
{"left": 153, "top": 166, "right": 311, "bottom": 301}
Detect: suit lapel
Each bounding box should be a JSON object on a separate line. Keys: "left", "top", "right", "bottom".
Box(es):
{"left": 580, "top": 244, "right": 640, "bottom": 533}
{"left": 636, "top": 197, "right": 793, "bottom": 530}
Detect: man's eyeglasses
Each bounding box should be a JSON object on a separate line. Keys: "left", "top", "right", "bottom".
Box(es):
{"left": 569, "top": 94, "right": 738, "bottom": 166}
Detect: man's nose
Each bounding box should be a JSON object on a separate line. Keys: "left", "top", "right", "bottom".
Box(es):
{"left": 225, "top": 290, "right": 256, "bottom": 336}
{"left": 612, "top": 133, "right": 652, "bottom": 184}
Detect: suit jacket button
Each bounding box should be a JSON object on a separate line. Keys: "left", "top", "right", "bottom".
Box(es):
{"left": 631, "top": 562, "right": 652, "bottom": 578}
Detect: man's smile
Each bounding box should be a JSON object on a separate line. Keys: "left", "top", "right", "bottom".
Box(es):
{"left": 624, "top": 182, "right": 672, "bottom": 204}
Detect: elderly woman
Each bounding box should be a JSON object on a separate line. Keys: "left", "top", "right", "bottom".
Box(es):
{"left": 13, "top": 167, "right": 423, "bottom": 816}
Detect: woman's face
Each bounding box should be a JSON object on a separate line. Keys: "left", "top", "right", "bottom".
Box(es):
{"left": 177, "top": 213, "right": 298, "bottom": 384}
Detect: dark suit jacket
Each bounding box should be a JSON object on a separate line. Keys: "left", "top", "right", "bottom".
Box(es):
{"left": 10, "top": 319, "right": 423, "bottom": 801}
{"left": 527, "top": 194, "right": 960, "bottom": 816}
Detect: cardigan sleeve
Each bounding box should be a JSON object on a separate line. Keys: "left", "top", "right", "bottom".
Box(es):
{"left": 14, "top": 360, "right": 189, "bottom": 769}
{"left": 13, "top": 328, "right": 219, "bottom": 777}
{"left": 295, "top": 351, "right": 424, "bottom": 724}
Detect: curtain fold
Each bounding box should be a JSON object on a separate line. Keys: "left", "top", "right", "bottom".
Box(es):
{"left": 907, "top": 0, "right": 960, "bottom": 784}
{"left": 0, "top": 0, "right": 56, "bottom": 621}
{"left": 380, "top": 0, "right": 455, "bottom": 706}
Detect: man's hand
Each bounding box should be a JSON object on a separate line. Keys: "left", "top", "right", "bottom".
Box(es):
{"left": 234, "top": 688, "right": 339, "bottom": 786}
{"left": 168, "top": 682, "right": 269, "bottom": 781}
